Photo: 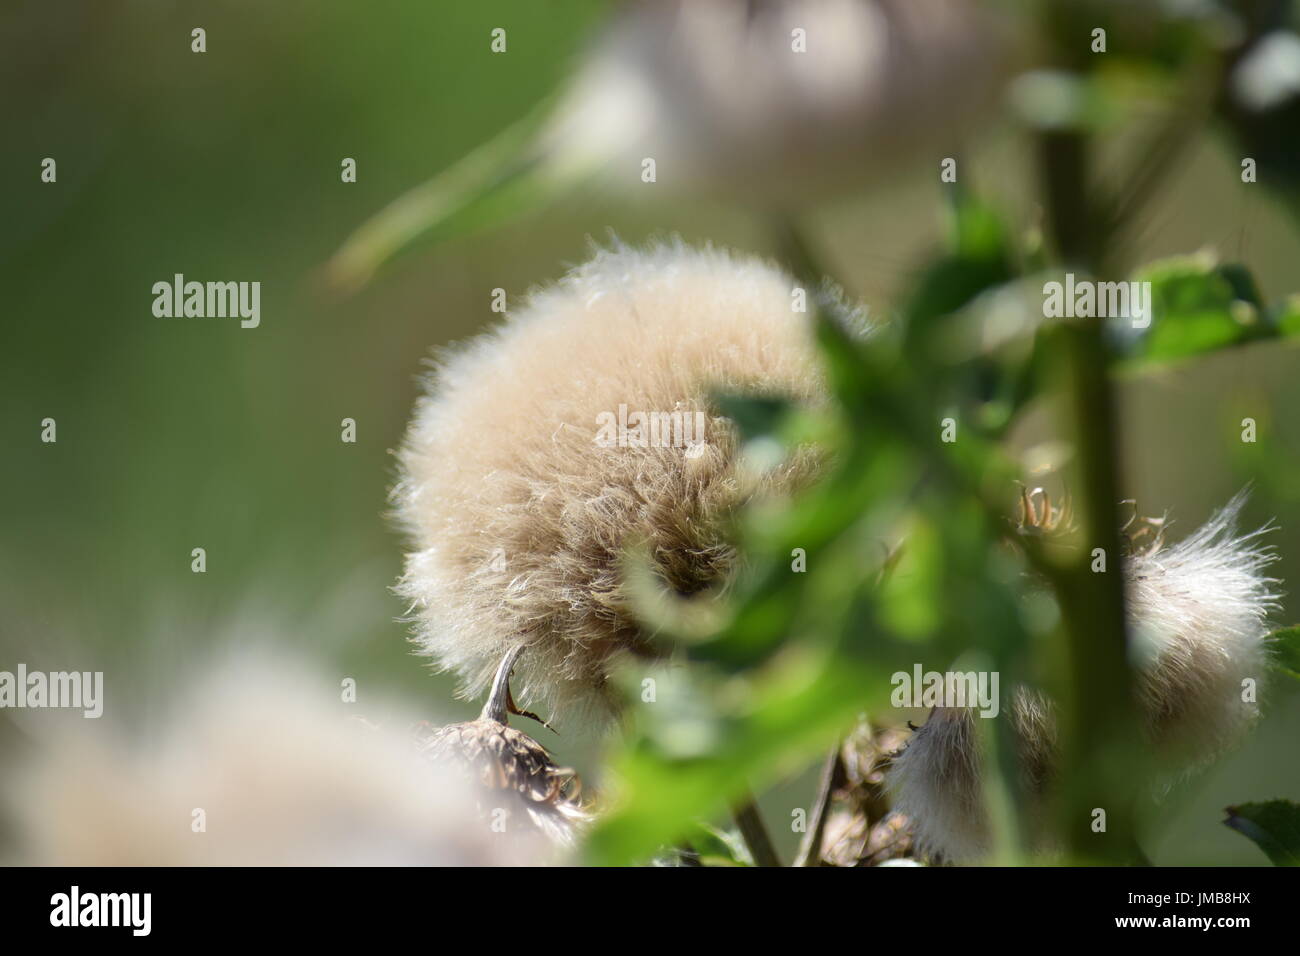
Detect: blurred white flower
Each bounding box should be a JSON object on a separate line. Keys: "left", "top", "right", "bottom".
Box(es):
{"left": 1231, "top": 31, "right": 1300, "bottom": 112}
{"left": 547, "top": 0, "right": 1020, "bottom": 203}
{"left": 3, "top": 652, "right": 557, "bottom": 865}
{"left": 330, "top": 0, "right": 1023, "bottom": 287}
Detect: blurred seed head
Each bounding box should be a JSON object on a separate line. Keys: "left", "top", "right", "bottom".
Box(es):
{"left": 2, "top": 653, "right": 553, "bottom": 865}
{"left": 1230, "top": 30, "right": 1300, "bottom": 113}
{"left": 330, "top": 0, "right": 1027, "bottom": 291}
{"left": 887, "top": 688, "right": 1054, "bottom": 863}
{"left": 546, "top": 0, "right": 1022, "bottom": 204}
{"left": 394, "top": 241, "right": 831, "bottom": 725}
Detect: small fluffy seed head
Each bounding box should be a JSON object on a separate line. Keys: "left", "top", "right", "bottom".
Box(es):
{"left": 395, "top": 241, "right": 836, "bottom": 725}
{"left": 887, "top": 689, "right": 1054, "bottom": 863}
{"left": 888, "top": 495, "right": 1280, "bottom": 862}
{"left": 1126, "top": 492, "right": 1280, "bottom": 756}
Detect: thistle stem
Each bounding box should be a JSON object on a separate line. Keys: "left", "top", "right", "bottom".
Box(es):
{"left": 481, "top": 644, "right": 527, "bottom": 724}
{"left": 796, "top": 745, "right": 845, "bottom": 867}
{"left": 1037, "top": 126, "right": 1144, "bottom": 863}
{"left": 732, "top": 791, "right": 783, "bottom": 868}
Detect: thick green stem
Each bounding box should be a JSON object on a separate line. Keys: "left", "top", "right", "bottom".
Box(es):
{"left": 1038, "top": 129, "right": 1144, "bottom": 863}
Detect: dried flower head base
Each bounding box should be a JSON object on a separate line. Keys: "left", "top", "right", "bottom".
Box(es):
{"left": 1014, "top": 484, "right": 1170, "bottom": 557}
{"left": 1118, "top": 498, "right": 1168, "bottom": 557}
{"left": 1013, "top": 483, "right": 1075, "bottom": 540}
{"left": 817, "top": 722, "right": 917, "bottom": 867}
{"left": 417, "top": 645, "right": 590, "bottom": 846}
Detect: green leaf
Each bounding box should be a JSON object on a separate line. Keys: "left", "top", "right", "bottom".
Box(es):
{"left": 1216, "top": 263, "right": 1265, "bottom": 310}
{"left": 685, "top": 824, "right": 752, "bottom": 867}
{"left": 328, "top": 94, "right": 569, "bottom": 290}
{"left": 876, "top": 516, "right": 943, "bottom": 640}
{"left": 1224, "top": 800, "right": 1300, "bottom": 866}
{"left": 903, "top": 206, "right": 1014, "bottom": 338}
{"left": 1274, "top": 295, "right": 1300, "bottom": 338}
{"left": 900, "top": 197, "right": 1016, "bottom": 389}
{"left": 1009, "top": 70, "right": 1116, "bottom": 133}
{"left": 586, "top": 650, "right": 888, "bottom": 865}
{"left": 712, "top": 392, "right": 795, "bottom": 444}
{"left": 1128, "top": 256, "right": 1258, "bottom": 363}
{"left": 1269, "top": 625, "right": 1300, "bottom": 680}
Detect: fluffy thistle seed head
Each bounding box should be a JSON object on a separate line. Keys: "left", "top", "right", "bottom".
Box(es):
{"left": 395, "top": 241, "right": 837, "bottom": 725}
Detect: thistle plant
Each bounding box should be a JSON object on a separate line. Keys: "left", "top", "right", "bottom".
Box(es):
{"left": 889, "top": 493, "right": 1281, "bottom": 862}
{"left": 341, "top": 0, "right": 1300, "bottom": 867}
{"left": 10, "top": 0, "right": 1300, "bottom": 880}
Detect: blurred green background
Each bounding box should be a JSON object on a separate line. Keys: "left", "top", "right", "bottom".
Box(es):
{"left": 2, "top": 0, "right": 1299, "bottom": 864}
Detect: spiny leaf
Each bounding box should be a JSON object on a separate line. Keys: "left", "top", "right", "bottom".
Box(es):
{"left": 1123, "top": 256, "right": 1267, "bottom": 365}
{"left": 1274, "top": 295, "right": 1300, "bottom": 338}
{"left": 1268, "top": 625, "right": 1300, "bottom": 680}
{"left": 1224, "top": 800, "right": 1300, "bottom": 866}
